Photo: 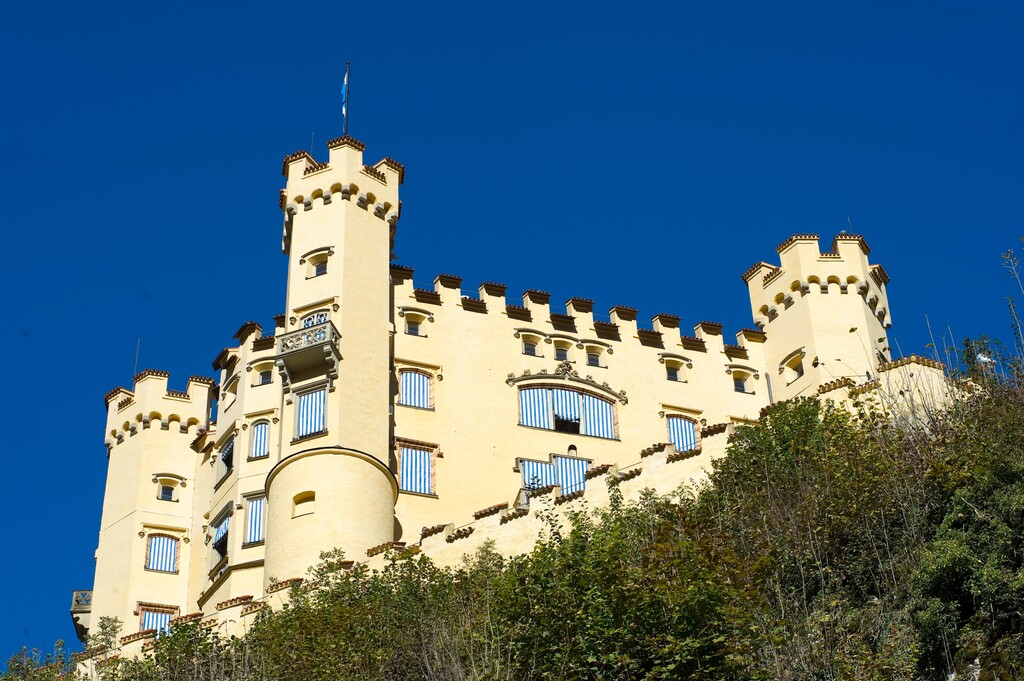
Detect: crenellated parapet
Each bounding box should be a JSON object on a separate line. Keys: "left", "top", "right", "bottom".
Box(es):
{"left": 279, "top": 136, "right": 402, "bottom": 256}
{"left": 104, "top": 371, "right": 214, "bottom": 449}
{"left": 743, "top": 233, "right": 892, "bottom": 330}
{"left": 390, "top": 263, "right": 765, "bottom": 358}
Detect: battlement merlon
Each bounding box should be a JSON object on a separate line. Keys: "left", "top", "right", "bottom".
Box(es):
{"left": 743, "top": 233, "right": 893, "bottom": 329}
{"left": 103, "top": 371, "right": 214, "bottom": 445}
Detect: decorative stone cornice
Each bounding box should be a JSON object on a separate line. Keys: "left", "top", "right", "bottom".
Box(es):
{"left": 500, "top": 508, "right": 529, "bottom": 524}
{"left": 215, "top": 595, "right": 253, "bottom": 611}
{"left": 817, "top": 377, "right": 855, "bottom": 394}
{"left": 169, "top": 612, "right": 203, "bottom": 625}
{"left": 446, "top": 526, "right": 474, "bottom": 543}
{"left": 775, "top": 233, "right": 820, "bottom": 253}
{"left": 366, "top": 541, "right": 406, "bottom": 557}
{"left": 877, "top": 354, "right": 944, "bottom": 373}
{"left": 741, "top": 261, "right": 775, "bottom": 283}
{"left": 361, "top": 164, "right": 387, "bottom": 183}
{"left": 554, "top": 489, "right": 584, "bottom": 505}
{"left": 666, "top": 445, "right": 703, "bottom": 463}
{"left": 281, "top": 150, "right": 314, "bottom": 176}
{"left": 120, "top": 630, "right": 155, "bottom": 645}
{"left": 584, "top": 463, "right": 612, "bottom": 479}
{"left": 421, "top": 523, "right": 448, "bottom": 540}
{"left": 378, "top": 157, "right": 405, "bottom": 183}
{"left": 505, "top": 361, "right": 628, "bottom": 404}
{"left": 266, "top": 578, "right": 303, "bottom": 594}
{"left": 472, "top": 502, "right": 508, "bottom": 520}
{"left": 326, "top": 135, "right": 366, "bottom": 151}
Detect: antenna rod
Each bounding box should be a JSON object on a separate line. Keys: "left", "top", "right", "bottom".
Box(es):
{"left": 134, "top": 338, "right": 141, "bottom": 377}
{"left": 343, "top": 61, "right": 351, "bottom": 136}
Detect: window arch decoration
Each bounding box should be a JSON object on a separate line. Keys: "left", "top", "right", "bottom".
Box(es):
{"left": 397, "top": 368, "right": 433, "bottom": 409}
{"left": 506, "top": 361, "right": 627, "bottom": 404}
{"left": 301, "top": 310, "right": 330, "bottom": 328}
{"left": 664, "top": 413, "right": 700, "bottom": 453}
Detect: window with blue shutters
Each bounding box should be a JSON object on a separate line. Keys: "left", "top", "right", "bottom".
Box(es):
{"left": 296, "top": 388, "right": 327, "bottom": 439}
{"left": 145, "top": 535, "right": 179, "bottom": 573}
{"left": 518, "top": 387, "right": 617, "bottom": 439}
{"left": 249, "top": 421, "right": 269, "bottom": 459}
{"left": 140, "top": 607, "right": 176, "bottom": 635}
{"left": 212, "top": 515, "right": 229, "bottom": 561}
{"left": 245, "top": 497, "right": 265, "bottom": 544}
{"left": 519, "top": 455, "right": 591, "bottom": 493}
{"left": 397, "top": 444, "right": 434, "bottom": 495}
{"left": 398, "top": 370, "right": 431, "bottom": 409}
{"left": 666, "top": 415, "right": 699, "bottom": 453}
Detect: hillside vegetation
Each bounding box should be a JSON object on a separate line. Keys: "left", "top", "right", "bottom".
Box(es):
{"left": 9, "top": 370, "right": 1024, "bottom": 680}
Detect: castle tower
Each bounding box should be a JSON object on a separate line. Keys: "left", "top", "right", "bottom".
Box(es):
{"left": 743, "top": 234, "right": 893, "bottom": 402}
{"left": 86, "top": 371, "right": 213, "bottom": 642}
{"left": 262, "top": 137, "right": 402, "bottom": 584}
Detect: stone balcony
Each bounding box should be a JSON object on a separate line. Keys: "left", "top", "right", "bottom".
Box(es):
{"left": 275, "top": 321, "right": 341, "bottom": 386}
{"left": 70, "top": 589, "right": 92, "bottom": 643}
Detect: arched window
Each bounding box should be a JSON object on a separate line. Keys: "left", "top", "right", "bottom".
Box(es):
{"left": 398, "top": 370, "right": 432, "bottom": 409}
{"left": 518, "top": 387, "right": 617, "bottom": 439}
{"left": 245, "top": 496, "right": 265, "bottom": 544}
{"left": 145, "top": 535, "right": 179, "bottom": 573}
{"left": 302, "top": 311, "right": 329, "bottom": 328}
{"left": 666, "top": 415, "right": 699, "bottom": 453}
{"left": 249, "top": 421, "right": 269, "bottom": 459}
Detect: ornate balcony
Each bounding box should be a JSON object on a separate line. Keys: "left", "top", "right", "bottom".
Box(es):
{"left": 70, "top": 590, "right": 92, "bottom": 643}
{"left": 276, "top": 321, "right": 340, "bottom": 386}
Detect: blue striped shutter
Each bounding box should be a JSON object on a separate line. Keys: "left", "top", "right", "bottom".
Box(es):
{"left": 146, "top": 536, "right": 178, "bottom": 572}
{"left": 667, "top": 416, "right": 698, "bottom": 452}
{"left": 400, "top": 371, "right": 430, "bottom": 408}
{"left": 247, "top": 498, "right": 265, "bottom": 543}
{"left": 520, "top": 459, "right": 557, "bottom": 489}
{"left": 555, "top": 456, "right": 590, "bottom": 494}
{"left": 399, "top": 447, "right": 432, "bottom": 494}
{"left": 214, "top": 516, "right": 230, "bottom": 544}
{"left": 581, "top": 394, "right": 616, "bottom": 439}
{"left": 297, "top": 389, "right": 326, "bottom": 437}
{"left": 141, "top": 610, "right": 172, "bottom": 634}
{"left": 250, "top": 422, "right": 269, "bottom": 458}
{"left": 551, "top": 389, "right": 581, "bottom": 422}
{"left": 519, "top": 388, "right": 552, "bottom": 429}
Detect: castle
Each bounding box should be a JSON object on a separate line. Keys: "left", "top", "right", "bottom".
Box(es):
{"left": 69, "top": 133, "right": 950, "bottom": 654}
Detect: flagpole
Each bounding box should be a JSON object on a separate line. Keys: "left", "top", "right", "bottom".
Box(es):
{"left": 343, "top": 61, "right": 351, "bottom": 136}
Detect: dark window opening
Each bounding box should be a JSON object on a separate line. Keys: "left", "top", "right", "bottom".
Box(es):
{"left": 159, "top": 485, "right": 174, "bottom": 501}
{"left": 587, "top": 353, "right": 600, "bottom": 367}
{"left": 313, "top": 261, "right": 327, "bottom": 276}
{"left": 555, "top": 347, "right": 568, "bottom": 361}
{"left": 554, "top": 416, "right": 581, "bottom": 434}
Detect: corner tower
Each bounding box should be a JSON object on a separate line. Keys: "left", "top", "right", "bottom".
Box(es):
{"left": 743, "top": 234, "right": 893, "bottom": 402}
{"left": 263, "top": 137, "right": 402, "bottom": 583}
{"left": 85, "top": 371, "right": 213, "bottom": 643}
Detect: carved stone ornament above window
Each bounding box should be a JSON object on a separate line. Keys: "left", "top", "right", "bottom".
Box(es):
{"left": 505, "top": 361, "right": 628, "bottom": 404}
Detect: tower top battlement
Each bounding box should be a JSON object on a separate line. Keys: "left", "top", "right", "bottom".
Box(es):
{"left": 103, "top": 371, "right": 214, "bottom": 449}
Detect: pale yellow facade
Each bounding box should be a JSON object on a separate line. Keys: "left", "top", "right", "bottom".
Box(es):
{"left": 70, "top": 134, "right": 950, "bottom": 655}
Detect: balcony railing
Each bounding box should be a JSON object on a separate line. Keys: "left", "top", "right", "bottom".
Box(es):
{"left": 276, "top": 321, "right": 341, "bottom": 384}
{"left": 71, "top": 590, "right": 92, "bottom": 612}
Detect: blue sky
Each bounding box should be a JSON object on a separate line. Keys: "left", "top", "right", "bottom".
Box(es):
{"left": 0, "top": 0, "right": 1020, "bottom": 663}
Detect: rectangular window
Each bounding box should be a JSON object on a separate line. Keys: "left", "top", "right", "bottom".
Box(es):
{"left": 555, "top": 347, "right": 568, "bottom": 361}
{"left": 519, "top": 388, "right": 553, "bottom": 430}
{"left": 313, "top": 261, "right": 327, "bottom": 276}
{"left": 297, "top": 389, "right": 327, "bottom": 438}
{"left": 145, "top": 535, "right": 178, "bottom": 573}
{"left": 407, "top": 321, "right": 420, "bottom": 336}
{"left": 667, "top": 367, "right": 679, "bottom": 382}
{"left": 520, "top": 455, "right": 590, "bottom": 493}
{"left": 140, "top": 609, "right": 173, "bottom": 634}
{"left": 246, "top": 497, "right": 265, "bottom": 544}
{"left": 399, "top": 371, "right": 431, "bottom": 409}
{"left": 250, "top": 422, "right": 269, "bottom": 459}
{"left": 733, "top": 377, "right": 746, "bottom": 393}
{"left": 212, "top": 516, "right": 229, "bottom": 559}
{"left": 220, "top": 437, "right": 235, "bottom": 473}
{"left": 587, "top": 352, "right": 600, "bottom": 367}
{"left": 523, "top": 341, "right": 537, "bottom": 356}
{"left": 581, "top": 394, "right": 615, "bottom": 439}
{"left": 555, "top": 456, "right": 590, "bottom": 494}
{"left": 398, "top": 446, "right": 433, "bottom": 495}
{"left": 667, "top": 416, "right": 699, "bottom": 452}
{"left": 258, "top": 370, "right": 273, "bottom": 385}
